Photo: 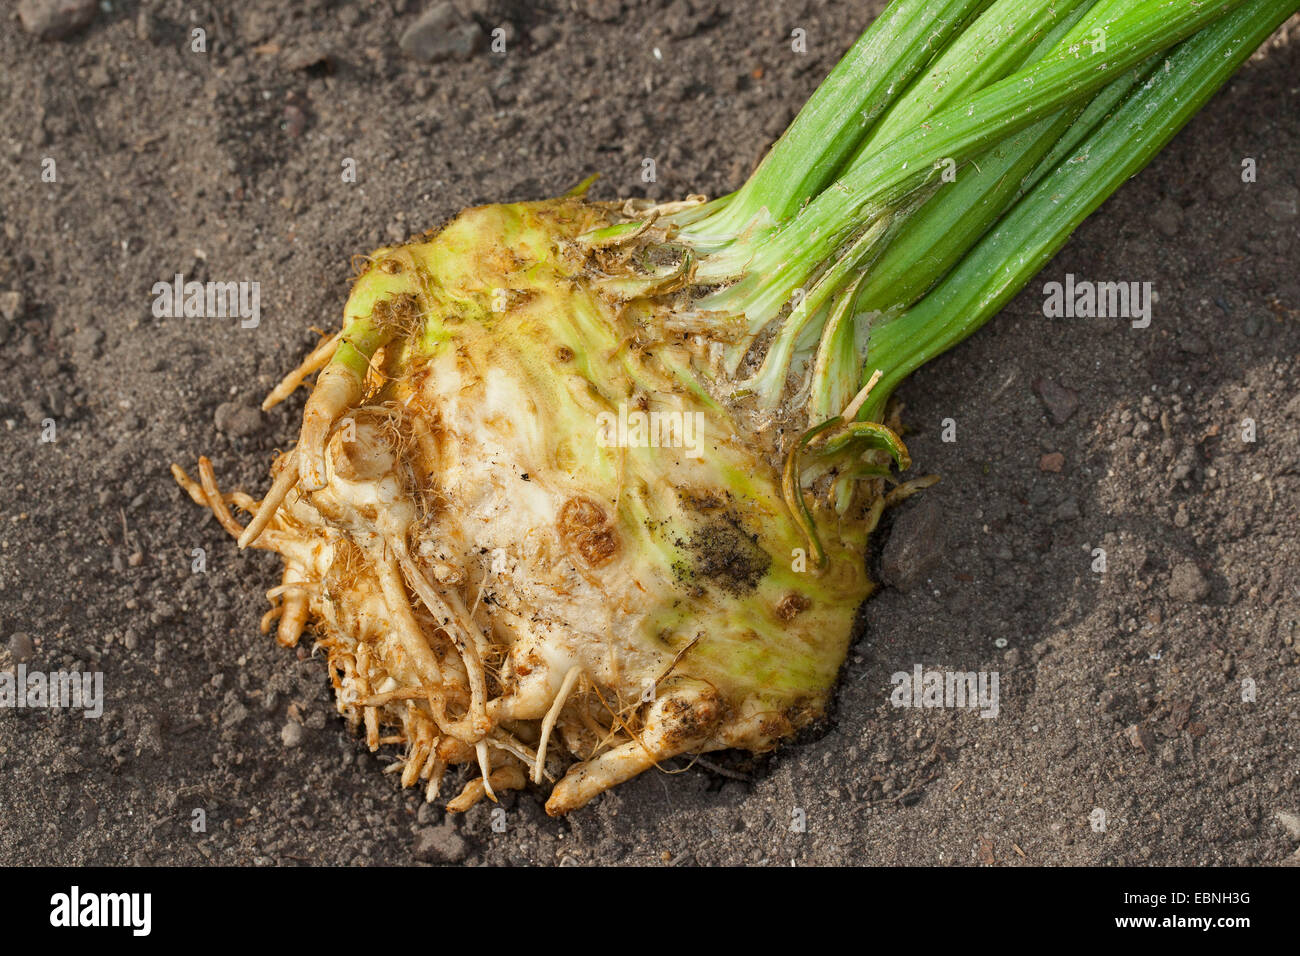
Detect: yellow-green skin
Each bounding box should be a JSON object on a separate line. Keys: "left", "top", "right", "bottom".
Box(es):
{"left": 293, "top": 197, "right": 875, "bottom": 811}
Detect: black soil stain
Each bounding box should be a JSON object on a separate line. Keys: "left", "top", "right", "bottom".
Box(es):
{"left": 682, "top": 513, "right": 771, "bottom": 596}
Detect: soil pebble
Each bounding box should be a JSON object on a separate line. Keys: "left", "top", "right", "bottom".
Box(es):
{"left": 413, "top": 822, "right": 468, "bottom": 863}
{"left": 0, "top": 291, "right": 24, "bottom": 322}
{"left": 1151, "top": 199, "right": 1182, "bottom": 237}
{"left": 880, "top": 498, "right": 946, "bottom": 592}
{"left": 1168, "top": 561, "right": 1211, "bottom": 603}
{"left": 581, "top": 0, "right": 625, "bottom": 23}
{"left": 1276, "top": 810, "right": 1300, "bottom": 842}
{"left": 214, "top": 402, "right": 263, "bottom": 437}
{"left": 18, "top": 0, "right": 97, "bottom": 40}
{"left": 6, "top": 632, "right": 36, "bottom": 663}
{"left": 400, "top": 2, "right": 485, "bottom": 63}
{"left": 1262, "top": 185, "right": 1298, "bottom": 222}
{"left": 280, "top": 722, "right": 306, "bottom": 748}
{"left": 1126, "top": 723, "right": 1156, "bottom": 753}
{"left": 1033, "top": 376, "right": 1080, "bottom": 424}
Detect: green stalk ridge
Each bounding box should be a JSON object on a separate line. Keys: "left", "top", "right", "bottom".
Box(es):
{"left": 679, "top": 0, "right": 1261, "bottom": 417}
{"left": 730, "top": 0, "right": 1248, "bottom": 281}
{"left": 681, "top": 0, "right": 991, "bottom": 245}
{"left": 857, "top": 0, "right": 1300, "bottom": 423}
{"left": 847, "top": 0, "right": 1094, "bottom": 163}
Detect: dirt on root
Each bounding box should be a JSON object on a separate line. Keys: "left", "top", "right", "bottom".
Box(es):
{"left": 0, "top": 1, "right": 1297, "bottom": 867}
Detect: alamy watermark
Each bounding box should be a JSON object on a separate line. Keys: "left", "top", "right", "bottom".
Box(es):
{"left": 49, "top": 886, "right": 150, "bottom": 936}
{"left": 596, "top": 402, "right": 705, "bottom": 459}
{"left": 890, "top": 664, "right": 999, "bottom": 718}
{"left": 1042, "top": 273, "right": 1152, "bottom": 329}
{"left": 1, "top": 665, "right": 104, "bottom": 718}
{"left": 151, "top": 273, "right": 260, "bottom": 328}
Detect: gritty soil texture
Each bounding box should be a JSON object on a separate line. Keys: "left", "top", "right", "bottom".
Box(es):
{"left": 1, "top": 1, "right": 1298, "bottom": 868}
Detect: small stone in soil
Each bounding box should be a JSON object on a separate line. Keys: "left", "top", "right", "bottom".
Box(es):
{"left": 413, "top": 822, "right": 468, "bottom": 863}
{"left": 18, "top": 0, "right": 97, "bottom": 40}
{"left": 7, "top": 632, "right": 36, "bottom": 663}
{"left": 1033, "top": 376, "right": 1079, "bottom": 424}
{"left": 214, "top": 402, "right": 262, "bottom": 437}
{"left": 1275, "top": 810, "right": 1300, "bottom": 842}
{"left": 0, "top": 291, "right": 24, "bottom": 322}
{"left": 1168, "top": 561, "right": 1210, "bottom": 603}
{"left": 879, "top": 498, "right": 946, "bottom": 592}
{"left": 281, "top": 722, "right": 306, "bottom": 748}
{"left": 1126, "top": 723, "right": 1155, "bottom": 752}
{"left": 1151, "top": 199, "right": 1182, "bottom": 237}
{"left": 399, "top": 2, "right": 485, "bottom": 63}
{"left": 1262, "top": 185, "right": 1298, "bottom": 222}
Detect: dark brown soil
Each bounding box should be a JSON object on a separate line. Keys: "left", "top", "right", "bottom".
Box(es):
{"left": 1, "top": 1, "right": 1297, "bottom": 866}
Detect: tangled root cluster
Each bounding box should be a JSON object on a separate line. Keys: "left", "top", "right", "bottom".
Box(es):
{"left": 174, "top": 424, "right": 725, "bottom": 817}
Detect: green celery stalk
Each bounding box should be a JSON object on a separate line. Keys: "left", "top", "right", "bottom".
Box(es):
{"left": 857, "top": 0, "right": 1298, "bottom": 423}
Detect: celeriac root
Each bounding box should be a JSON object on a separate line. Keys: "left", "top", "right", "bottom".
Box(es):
{"left": 173, "top": 196, "right": 906, "bottom": 816}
